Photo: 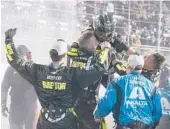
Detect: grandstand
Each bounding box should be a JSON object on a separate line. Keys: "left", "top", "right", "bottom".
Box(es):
{"left": 75, "top": 1, "right": 170, "bottom": 62}
{"left": 1, "top": 0, "right": 170, "bottom": 63}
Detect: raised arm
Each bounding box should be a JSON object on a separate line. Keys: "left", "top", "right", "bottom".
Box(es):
{"left": 73, "top": 42, "right": 111, "bottom": 89}
{"left": 5, "top": 28, "right": 37, "bottom": 85}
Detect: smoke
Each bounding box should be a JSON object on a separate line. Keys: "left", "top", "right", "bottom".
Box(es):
{"left": 1, "top": 1, "right": 81, "bottom": 64}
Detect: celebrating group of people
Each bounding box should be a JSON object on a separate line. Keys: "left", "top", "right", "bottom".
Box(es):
{"left": 1, "top": 13, "right": 169, "bottom": 129}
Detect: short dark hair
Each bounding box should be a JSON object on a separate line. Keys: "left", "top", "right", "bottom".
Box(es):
{"left": 134, "top": 65, "right": 143, "bottom": 70}
{"left": 49, "top": 49, "right": 65, "bottom": 61}
{"left": 57, "top": 39, "right": 65, "bottom": 42}
{"left": 153, "top": 53, "right": 166, "bottom": 69}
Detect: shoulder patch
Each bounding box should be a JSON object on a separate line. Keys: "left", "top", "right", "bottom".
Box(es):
{"left": 67, "top": 48, "right": 78, "bottom": 57}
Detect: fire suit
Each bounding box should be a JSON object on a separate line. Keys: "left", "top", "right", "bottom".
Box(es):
{"left": 111, "top": 62, "right": 165, "bottom": 128}
{"left": 94, "top": 72, "right": 162, "bottom": 129}
{"left": 5, "top": 40, "right": 107, "bottom": 129}
{"left": 1, "top": 66, "right": 37, "bottom": 129}
{"left": 67, "top": 46, "right": 109, "bottom": 129}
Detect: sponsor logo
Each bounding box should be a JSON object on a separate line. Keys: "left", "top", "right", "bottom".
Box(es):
{"left": 71, "top": 61, "right": 86, "bottom": 68}
{"left": 126, "top": 87, "right": 147, "bottom": 107}
{"left": 47, "top": 75, "right": 62, "bottom": 80}
{"left": 42, "top": 81, "right": 66, "bottom": 90}
{"left": 129, "top": 87, "right": 146, "bottom": 100}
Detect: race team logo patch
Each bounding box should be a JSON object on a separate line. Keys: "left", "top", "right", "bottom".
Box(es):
{"left": 126, "top": 87, "right": 147, "bottom": 108}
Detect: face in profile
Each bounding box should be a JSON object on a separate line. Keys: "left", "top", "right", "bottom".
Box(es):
{"left": 144, "top": 53, "right": 166, "bottom": 71}
{"left": 143, "top": 54, "right": 155, "bottom": 71}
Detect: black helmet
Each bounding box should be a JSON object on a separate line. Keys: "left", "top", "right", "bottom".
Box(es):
{"left": 16, "top": 45, "right": 30, "bottom": 57}
{"left": 93, "top": 13, "right": 113, "bottom": 42}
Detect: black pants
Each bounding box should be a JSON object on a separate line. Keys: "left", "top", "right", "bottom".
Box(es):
{"left": 75, "top": 101, "right": 100, "bottom": 129}
{"left": 156, "top": 117, "right": 170, "bottom": 129}
{"left": 37, "top": 112, "right": 78, "bottom": 129}
{"left": 9, "top": 101, "right": 36, "bottom": 129}
{"left": 116, "top": 122, "right": 151, "bottom": 129}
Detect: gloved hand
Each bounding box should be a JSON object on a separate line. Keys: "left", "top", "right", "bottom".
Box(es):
{"left": 1, "top": 105, "right": 9, "bottom": 117}
{"left": 113, "top": 61, "right": 127, "bottom": 76}
{"left": 94, "top": 118, "right": 103, "bottom": 123}
{"left": 5, "top": 28, "right": 17, "bottom": 43}
{"left": 100, "top": 41, "right": 111, "bottom": 49}
{"left": 127, "top": 47, "right": 135, "bottom": 55}
{"left": 111, "top": 36, "right": 129, "bottom": 53}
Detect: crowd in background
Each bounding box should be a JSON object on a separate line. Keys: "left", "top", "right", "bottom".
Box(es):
{"left": 77, "top": 1, "right": 170, "bottom": 48}
{"left": 112, "top": 1, "right": 170, "bottom": 47}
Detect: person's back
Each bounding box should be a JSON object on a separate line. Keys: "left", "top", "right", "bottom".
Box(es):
{"left": 115, "top": 73, "right": 157, "bottom": 126}
{"left": 33, "top": 64, "right": 86, "bottom": 129}
{"left": 67, "top": 33, "right": 108, "bottom": 129}
{"left": 94, "top": 54, "right": 162, "bottom": 129}
{"left": 9, "top": 59, "right": 105, "bottom": 129}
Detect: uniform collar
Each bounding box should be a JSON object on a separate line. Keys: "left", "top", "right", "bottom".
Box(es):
{"left": 50, "top": 62, "right": 65, "bottom": 69}
{"left": 130, "top": 71, "right": 141, "bottom": 75}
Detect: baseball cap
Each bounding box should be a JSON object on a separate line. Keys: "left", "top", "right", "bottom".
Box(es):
{"left": 51, "top": 39, "right": 67, "bottom": 56}
{"left": 128, "top": 54, "right": 144, "bottom": 70}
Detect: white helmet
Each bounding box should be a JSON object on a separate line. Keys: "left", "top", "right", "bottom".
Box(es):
{"left": 50, "top": 39, "right": 67, "bottom": 61}
{"left": 51, "top": 39, "right": 67, "bottom": 56}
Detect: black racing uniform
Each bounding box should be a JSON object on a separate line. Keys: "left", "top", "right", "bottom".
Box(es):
{"left": 1, "top": 66, "right": 37, "bottom": 129}
{"left": 100, "top": 37, "right": 130, "bottom": 87}
{"left": 141, "top": 69, "right": 161, "bottom": 87}
{"left": 67, "top": 46, "right": 109, "bottom": 129}
{"left": 5, "top": 42, "right": 106, "bottom": 129}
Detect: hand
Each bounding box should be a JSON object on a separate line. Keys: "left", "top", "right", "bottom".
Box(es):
{"left": 95, "top": 95, "right": 99, "bottom": 102}
{"left": 5, "top": 28, "right": 17, "bottom": 42}
{"left": 100, "top": 41, "right": 111, "bottom": 49}
{"left": 1, "top": 106, "right": 9, "bottom": 117}
{"left": 111, "top": 37, "right": 121, "bottom": 48}
{"left": 127, "top": 47, "right": 135, "bottom": 55}
{"left": 111, "top": 36, "right": 129, "bottom": 53}
{"left": 94, "top": 118, "right": 102, "bottom": 123}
